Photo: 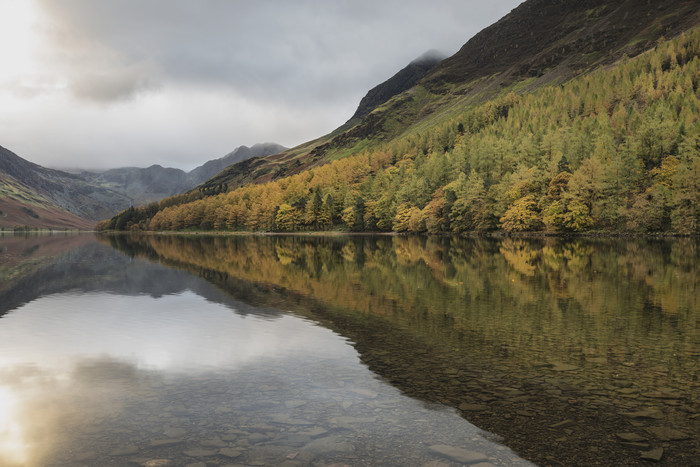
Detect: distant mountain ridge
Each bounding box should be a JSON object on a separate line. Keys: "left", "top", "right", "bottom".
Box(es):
{"left": 0, "top": 142, "right": 286, "bottom": 229}
{"left": 187, "top": 143, "right": 287, "bottom": 185}
{"left": 84, "top": 142, "right": 287, "bottom": 206}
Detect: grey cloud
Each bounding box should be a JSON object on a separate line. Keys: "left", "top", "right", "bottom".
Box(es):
{"left": 3, "top": 76, "right": 64, "bottom": 99}
{"left": 35, "top": 0, "right": 522, "bottom": 105}
{"left": 36, "top": 0, "right": 164, "bottom": 103}
{"left": 69, "top": 61, "right": 160, "bottom": 102}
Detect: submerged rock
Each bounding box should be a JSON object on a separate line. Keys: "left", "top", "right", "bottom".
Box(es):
{"left": 646, "top": 426, "right": 690, "bottom": 441}
{"left": 616, "top": 432, "right": 646, "bottom": 442}
{"left": 247, "top": 432, "right": 271, "bottom": 444}
{"left": 428, "top": 444, "right": 489, "bottom": 464}
{"left": 621, "top": 408, "right": 664, "bottom": 420}
{"left": 640, "top": 447, "right": 664, "bottom": 462}
{"left": 303, "top": 435, "right": 354, "bottom": 455}
{"left": 163, "top": 427, "right": 188, "bottom": 438}
{"left": 549, "top": 419, "right": 575, "bottom": 429}
{"left": 200, "top": 436, "right": 227, "bottom": 447}
{"left": 219, "top": 447, "right": 242, "bottom": 458}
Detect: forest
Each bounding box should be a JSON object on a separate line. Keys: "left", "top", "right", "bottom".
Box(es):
{"left": 98, "top": 29, "right": 700, "bottom": 235}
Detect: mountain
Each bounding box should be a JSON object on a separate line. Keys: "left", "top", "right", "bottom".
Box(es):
{"left": 0, "top": 172, "right": 95, "bottom": 230}
{"left": 196, "top": 51, "right": 445, "bottom": 191}
{"left": 100, "top": 0, "right": 700, "bottom": 234}
{"left": 186, "top": 143, "right": 287, "bottom": 185}
{"left": 0, "top": 142, "right": 286, "bottom": 229}
{"left": 197, "top": 0, "right": 700, "bottom": 192}
{"left": 87, "top": 165, "right": 190, "bottom": 206}
{"left": 424, "top": 0, "right": 698, "bottom": 89}
{"left": 349, "top": 50, "right": 445, "bottom": 121}
{"left": 0, "top": 145, "right": 130, "bottom": 229}
{"left": 83, "top": 143, "right": 287, "bottom": 207}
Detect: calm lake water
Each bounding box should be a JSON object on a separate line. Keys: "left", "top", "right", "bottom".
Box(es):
{"left": 0, "top": 233, "right": 697, "bottom": 466}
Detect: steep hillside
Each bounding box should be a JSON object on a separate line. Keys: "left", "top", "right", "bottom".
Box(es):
{"left": 0, "top": 145, "right": 131, "bottom": 225}
{"left": 349, "top": 50, "right": 445, "bottom": 121}
{"left": 425, "top": 0, "right": 696, "bottom": 88}
{"left": 187, "top": 143, "right": 287, "bottom": 184}
{"left": 0, "top": 172, "right": 94, "bottom": 230}
{"left": 101, "top": 25, "right": 700, "bottom": 234}
{"left": 200, "top": 0, "right": 700, "bottom": 193}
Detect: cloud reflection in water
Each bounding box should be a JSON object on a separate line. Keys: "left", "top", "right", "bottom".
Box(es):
{"left": 0, "top": 290, "right": 353, "bottom": 466}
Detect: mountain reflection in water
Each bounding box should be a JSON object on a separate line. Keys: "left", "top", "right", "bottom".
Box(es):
{"left": 100, "top": 233, "right": 699, "bottom": 467}
{"left": 0, "top": 233, "right": 532, "bottom": 467}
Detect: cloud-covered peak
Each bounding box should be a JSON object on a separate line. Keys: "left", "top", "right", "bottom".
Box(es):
{"left": 411, "top": 49, "right": 447, "bottom": 65}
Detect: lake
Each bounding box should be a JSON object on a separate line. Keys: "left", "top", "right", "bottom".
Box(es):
{"left": 0, "top": 233, "right": 697, "bottom": 466}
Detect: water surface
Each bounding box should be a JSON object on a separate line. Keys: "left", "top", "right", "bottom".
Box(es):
{"left": 0, "top": 234, "right": 531, "bottom": 467}
{"left": 98, "top": 234, "right": 699, "bottom": 466}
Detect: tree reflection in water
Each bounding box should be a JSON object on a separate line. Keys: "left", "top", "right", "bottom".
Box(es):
{"left": 102, "top": 234, "right": 699, "bottom": 466}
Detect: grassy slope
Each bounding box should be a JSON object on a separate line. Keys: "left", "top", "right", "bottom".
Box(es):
{"left": 0, "top": 145, "right": 133, "bottom": 224}
{"left": 0, "top": 173, "right": 95, "bottom": 230}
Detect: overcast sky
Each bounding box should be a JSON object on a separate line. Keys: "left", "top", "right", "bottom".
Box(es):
{"left": 0, "top": 0, "right": 522, "bottom": 171}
